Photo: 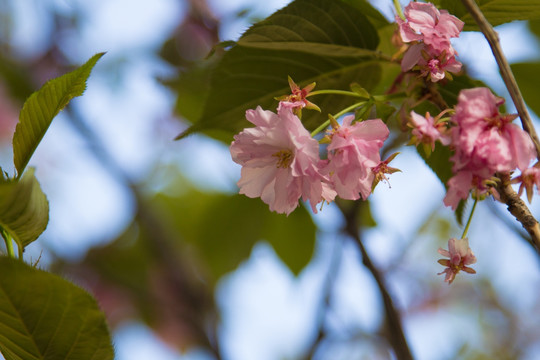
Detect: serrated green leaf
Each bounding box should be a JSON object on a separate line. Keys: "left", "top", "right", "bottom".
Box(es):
{"left": 176, "top": 0, "right": 384, "bottom": 141}
{"left": 511, "top": 61, "right": 540, "bottom": 117}
{"left": 0, "top": 168, "right": 48, "bottom": 249}
{"left": 13, "top": 53, "right": 105, "bottom": 178}
{"left": 434, "top": 0, "right": 540, "bottom": 30}
{"left": 0, "top": 257, "right": 114, "bottom": 360}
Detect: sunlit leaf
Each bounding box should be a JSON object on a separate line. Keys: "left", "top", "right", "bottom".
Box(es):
{"left": 0, "top": 168, "right": 48, "bottom": 249}
{"left": 176, "top": 0, "right": 384, "bottom": 141}
{"left": 434, "top": 0, "right": 540, "bottom": 30}
{"left": 0, "top": 257, "right": 114, "bottom": 360}
{"left": 13, "top": 53, "right": 105, "bottom": 177}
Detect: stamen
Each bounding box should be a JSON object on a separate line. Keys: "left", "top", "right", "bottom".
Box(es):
{"left": 273, "top": 149, "right": 294, "bottom": 168}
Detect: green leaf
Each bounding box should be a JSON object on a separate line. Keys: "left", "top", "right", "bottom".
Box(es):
{"left": 529, "top": 19, "right": 540, "bottom": 38}
{"left": 176, "top": 0, "right": 384, "bottom": 141}
{"left": 13, "top": 53, "right": 105, "bottom": 178}
{"left": 416, "top": 142, "right": 454, "bottom": 189}
{"left": 511, "top": 61, "right": 540, "bottom": 117}
{"left": 155, "top": 191, "right": 317, "bottom": 280}
{"left": 0, "top": 257, "right": 114, "bottom": 360}
{"left": 434, "top": 0, "right": 540, "bottom": 30}
{"left": 339, "top": 0, "right": 390, "bottom": 29}
{"left": 0, "top": 168, "right": 48, "bottom": 249}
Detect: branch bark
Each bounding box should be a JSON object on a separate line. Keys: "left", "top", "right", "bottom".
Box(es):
{"left": 495, "top": 173, "right": 540, "bottom": 253}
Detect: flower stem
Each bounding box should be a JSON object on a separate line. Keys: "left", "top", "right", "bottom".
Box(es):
{"left": 394, "top": 0, "right": 405, "bottom": 21}
{"left": 0, "top": 227, "right": 15, "bottom": 258}
{"left": 308, "top": 89, "right": 367, "bottom": 98}
{"left": 461, "top": 198, "right": 478, "bottom": 239}
{"left": 310, "top": 101, "right": 367, "bottom": 137}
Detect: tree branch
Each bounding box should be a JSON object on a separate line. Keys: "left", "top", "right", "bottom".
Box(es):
{"left": 495, "top": 173, "right": 540, "bottom": 254}
{"left": 460, "top": 0, "right": 540, "bottom": 159}
{"left": 338, "top": 201, "right": 413, "bottom": 360}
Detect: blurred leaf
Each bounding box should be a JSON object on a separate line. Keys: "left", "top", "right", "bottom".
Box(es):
{"left": 13, "top": 53, "right": 104, "bottom": 178}
{"left": 529, "top": 19, "right": 540, "bottom": 38}
{"left": 0, "top": 56, "right": 35, "bottom": 102}
{"left": 416, "top": 142, "right": 453, "bottom": 188}
{"left": 511, "top": 61, "right": 540, "bottom": 117}
{"left": 455, "top": 198, "right": 469, "bottom": 226}
{"left": 434, "top": 0, "right": 540, "bottom": 30}
{"left": 0, "top": 257, "right": 114, "bottom": 360}
{"left": 156, "top": 191, "right": 317, "bottom": 279}
{"left": 176, "top": 0, "right": 385, "bottom": 141}
{"left": 0, "top": 168, "right": 48, "bottom": 249}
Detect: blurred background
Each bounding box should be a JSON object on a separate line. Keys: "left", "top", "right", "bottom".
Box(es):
{"left": 1, "top": 0, "right": 540, "bottom": 359}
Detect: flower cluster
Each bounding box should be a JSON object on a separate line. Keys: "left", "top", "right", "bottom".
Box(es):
{"left": 230, "top": 102, "right": 391, "bottom": 215}
{"left": 396, "top": 2, "right": 463, "bottom": 81}
{"left": 444, "top": 88, "right": 536, "bottom": 209}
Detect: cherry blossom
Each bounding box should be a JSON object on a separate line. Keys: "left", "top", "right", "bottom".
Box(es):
{"left": 396, "top": 2, "right": 463, "bottom": 82}
{"left": 437, "top": 237, "right": 477, "bottom": 284}
{"left": 444, "top": 88, "right": 536, "bottom": 208}
{"left": 230, "top": 105, "right": 331, "bottom": 215}
{"left": 409, "top": 110, "right": 450, "bottom": 151}
{"left": 322, "top": 116, "right": 389, "bottom": 200}
{"left": 513, "top": 166, "right": 540, "bottom": 203}
{"left": 397, "top": 2, "right": 463, "bottom": 53}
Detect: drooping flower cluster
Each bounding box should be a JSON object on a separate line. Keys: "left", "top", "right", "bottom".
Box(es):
{"left": 230, "top": 103, "right": 391, "bottom": 215}
{"left": 396, "top": 2, "right": 464, "bottom": 82}
{"left": 437, "top": 237, "right": 477, "bottom": 284}
{"left": 443, "top": 87, "right": 536, "bottom": 209}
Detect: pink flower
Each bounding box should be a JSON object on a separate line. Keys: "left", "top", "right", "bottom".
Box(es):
{"left": 444, "top": 87, "right": 536, "bottom": 208}
{"left": 230, "top": 106, "right": 331, "bottom": 215}
{"left": 443, "top": 169, "right": 496, "bottom": 210}
{"left": 397, "top": 2, "right": 463, "bottom": 53}
{"left": 437, "top": 237, "right": 477, "bottom": 284}
{"left": 322, "top": 116, "right": 389, "bottom": 200}
{"left": 513, "top": 166, "right": 540, "bottom": 203}
{"left": 397, "top": 2, "right": 463, "bottom": 82}
{"left": 409, "top": 110, "right": 450, "bottom": 151}
{"left": 450, "top": 88, "right": 535, "bottom": 173}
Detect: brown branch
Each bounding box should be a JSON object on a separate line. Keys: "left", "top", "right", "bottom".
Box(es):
{"left": 338, "top": 201, "right": 413, "bottom": 360}
{"left": 460, "top": 0, "right": 540, "bottom": 159}
{"left": 495, "top": 173, "right": 540, "bottom": 254}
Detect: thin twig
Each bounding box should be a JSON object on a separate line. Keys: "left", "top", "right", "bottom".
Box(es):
{"left": 460, "top": 0, "right": 540, "bottom": 159}
{"left": 338, "top": 201, "right": 413, "bottom": 360}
